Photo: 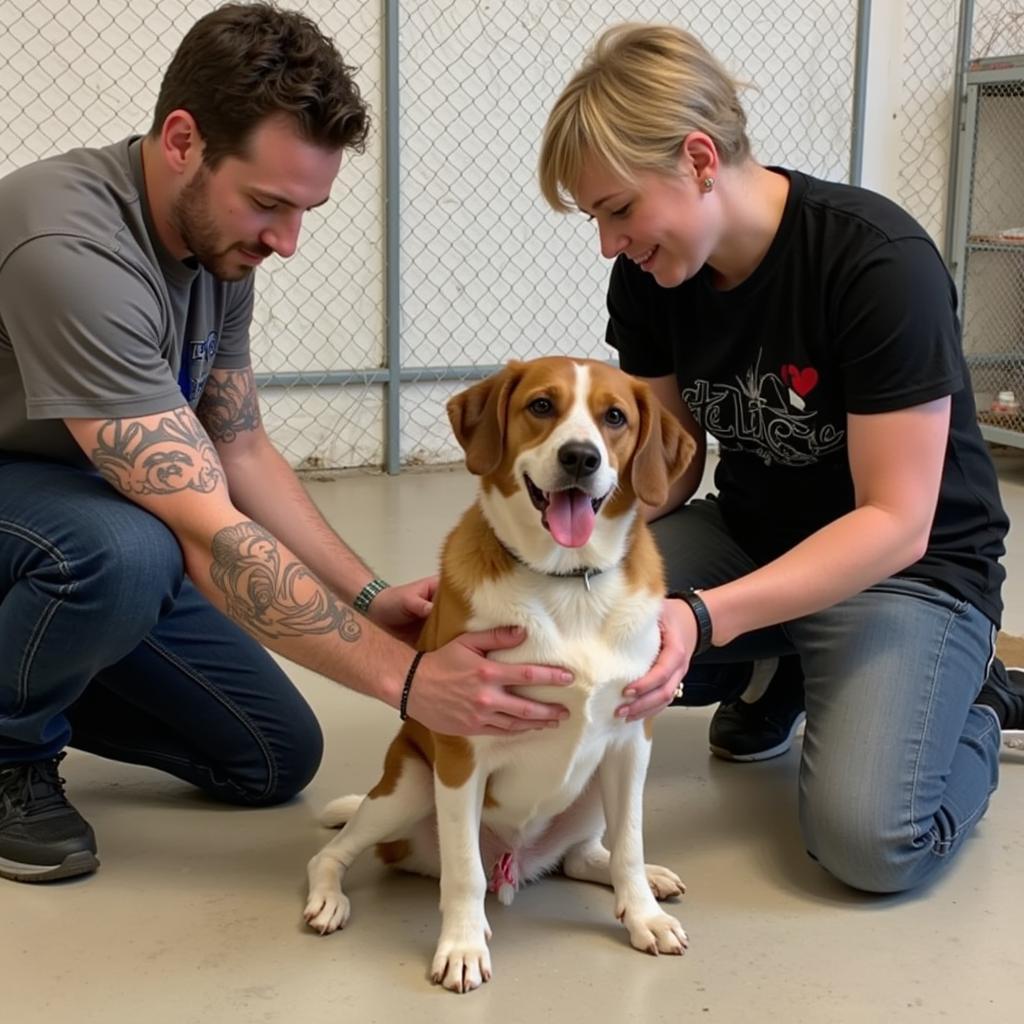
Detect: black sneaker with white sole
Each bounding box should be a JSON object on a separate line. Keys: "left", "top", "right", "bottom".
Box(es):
{"left": 975, "top": 659, "right": 1024, "bottom": 750}
{"left": 0, "top": 753, "right": 99, "bottom": 882}
{"left": 708, "top": 655, "right": 806, "bottom": 762}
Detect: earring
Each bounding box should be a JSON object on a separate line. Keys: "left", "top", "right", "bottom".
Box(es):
{"left": 702, "top": 176, "right": 715, "bottom": 192}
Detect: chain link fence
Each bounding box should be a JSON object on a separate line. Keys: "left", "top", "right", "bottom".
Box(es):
{"left": 0, "top": 0, "right": 993, "bottom": 471}
{"left": 397, "top": 0, "right": 858, "bottom": 467}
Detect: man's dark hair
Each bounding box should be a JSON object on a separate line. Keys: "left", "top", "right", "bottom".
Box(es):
{"left": 150, "top": 2, "right": 370, "bottom": 166}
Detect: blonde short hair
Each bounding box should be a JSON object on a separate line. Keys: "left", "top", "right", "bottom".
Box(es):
{"left": 539, "top": 23, "right": 751, "bottom": 212}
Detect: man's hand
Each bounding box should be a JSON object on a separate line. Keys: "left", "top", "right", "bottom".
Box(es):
{"left": 368, "top": 576, "right": 437, "bottom": 645}
{"left": 616, "top": 597, "right": 696, "bottom": 722}
{"left": 404, "top": 626, "right": 574, "bottom": 736}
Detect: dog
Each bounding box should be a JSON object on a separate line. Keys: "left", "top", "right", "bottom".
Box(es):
{"left": 304, "top": 357, "right": 696, "bottom": 992}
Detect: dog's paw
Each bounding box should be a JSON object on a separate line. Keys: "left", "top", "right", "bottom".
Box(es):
{"left": 645, "top": 863, "right": 686, "bottom": 901}
{"left": 303, "top": 888, "right": 351, "bottom": 935}
{"left": 621, "top": 909, "right": 688, "bottom": 956}
{"left": 430, "top": 931, "right": 493, "bottom": 993}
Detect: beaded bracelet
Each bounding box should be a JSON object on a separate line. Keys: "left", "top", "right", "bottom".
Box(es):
{"left": 353, "top": 577, "right": 390, "bottom": 614}
{"left": 400, "top": 650, "right": 426, "bottom": 721}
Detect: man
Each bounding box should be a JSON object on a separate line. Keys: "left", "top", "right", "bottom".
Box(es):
{"left": 0, "top": 2, "right": 583, "bottom": 884}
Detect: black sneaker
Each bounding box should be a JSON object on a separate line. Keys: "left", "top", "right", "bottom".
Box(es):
{"left": 975, "top": 659, "right": 1024, "bottom": 750}
{"left": 0, "top": 753, "right": 99, "bottom": 882}
{"left": 708, "top": 655, "right": 806, "bottom": 762}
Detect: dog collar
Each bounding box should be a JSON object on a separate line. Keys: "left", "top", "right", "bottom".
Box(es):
{"left": 497, "top": 539, "right": 605, "bottom": 593}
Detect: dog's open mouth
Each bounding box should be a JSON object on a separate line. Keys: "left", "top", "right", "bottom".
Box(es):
{"left": 525, "top": 475, "right": 607, "bottom": 549}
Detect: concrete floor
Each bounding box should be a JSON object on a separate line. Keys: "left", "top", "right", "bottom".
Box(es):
{"left": 4, "top": 452, "right": 1024, "bottom": 1023}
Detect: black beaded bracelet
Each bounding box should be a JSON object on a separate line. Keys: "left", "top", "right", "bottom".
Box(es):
{"left": 399, "top": 650, "right": 426, "bottom": 721}
{"left": 669, "top": 589, "right": 714, "bottom": 657}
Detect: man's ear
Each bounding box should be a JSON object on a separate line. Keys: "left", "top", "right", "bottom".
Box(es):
{"left": 630, "top": 381, "right": 697, "bottom": 507}
{"left": 446, "top": 362, "right": 524, "bottom": 476}
{"left": 159, "top": 109, "right": 204, "bottom": 175}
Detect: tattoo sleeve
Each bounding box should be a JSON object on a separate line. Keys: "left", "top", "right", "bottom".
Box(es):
{"left": 197, "top": 368, "right": 262, "bottom": 444}
{"left": 210, "top": 521, "right": 362, "bottom": 643}
{"left": 91, "top": 408, "right": 224, "bottom": 496}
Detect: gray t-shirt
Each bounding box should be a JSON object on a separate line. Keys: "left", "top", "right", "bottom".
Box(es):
{"left": 0, "top": 136, "right": 254, "bottom": 465}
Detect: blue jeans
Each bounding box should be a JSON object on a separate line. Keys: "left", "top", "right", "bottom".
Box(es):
{"left": 0, "top": 456, "right": 322, "bottom": 806}
{"left": 653, "top": 497, "right": 1001, "bottom": 894}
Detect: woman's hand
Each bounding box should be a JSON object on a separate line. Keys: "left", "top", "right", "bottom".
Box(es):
{"left": 616, "top": 597, "right": 696, "bottom": 722}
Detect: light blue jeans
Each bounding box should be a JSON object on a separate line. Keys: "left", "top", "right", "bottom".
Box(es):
{"left": 653, "top": 497, "right": 1001, "bottom": 894}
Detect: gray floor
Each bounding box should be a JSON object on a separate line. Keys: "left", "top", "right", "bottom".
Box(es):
{"left": 5, "top": 452, "right": 1024, "bottom": 1023}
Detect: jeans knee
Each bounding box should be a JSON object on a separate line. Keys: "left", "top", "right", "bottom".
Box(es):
{"left": 801, "top": 797, "right": 924, "bottom": 894}
{"left": 266, "top": 713, "right": 324, "bottom": 805}
{"left": 226, "top": 704, "right": 324, "bottom": 808}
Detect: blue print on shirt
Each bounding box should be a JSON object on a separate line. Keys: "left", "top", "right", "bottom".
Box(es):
{"left": 178, "top": 330, "right": 219, "bottom": 407}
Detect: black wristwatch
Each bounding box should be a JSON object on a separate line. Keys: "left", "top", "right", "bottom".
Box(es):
{"left": 669, "top": 589, "right": 714, "bottom": 656}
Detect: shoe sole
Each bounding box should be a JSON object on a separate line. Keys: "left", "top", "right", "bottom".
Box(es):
{"left": 709, "top": 712, "right": 807, "bottom": 763}
{"left": 0, "top": 850, "right": 100, "bottom": 883}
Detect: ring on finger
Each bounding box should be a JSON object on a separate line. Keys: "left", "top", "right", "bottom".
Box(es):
{"left": 673, "top": 681, "right": 684, "bottom": 701}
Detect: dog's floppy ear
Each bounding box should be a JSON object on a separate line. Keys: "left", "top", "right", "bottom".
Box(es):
{"left": 630, "top": 381, "right": 697, "bottom": 507}
{"left": 447, "top": 362, "right": 524, "bottom": 476}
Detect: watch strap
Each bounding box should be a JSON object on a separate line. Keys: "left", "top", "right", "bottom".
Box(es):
{"left": 670, "top": 588, "right": 713, "bottom": 656}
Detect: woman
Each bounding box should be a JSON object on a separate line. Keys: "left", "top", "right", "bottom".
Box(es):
{"left": 538, "top": 23, "right": 1022, "bottom": 893}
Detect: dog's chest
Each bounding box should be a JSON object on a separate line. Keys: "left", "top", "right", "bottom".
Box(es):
{"left": 463, "top": 567, "right": 660, "bottom": 833}
{"left": 467, "top": 566, "right": 661, "bottom": 692}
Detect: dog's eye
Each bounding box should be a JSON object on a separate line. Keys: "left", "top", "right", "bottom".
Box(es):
{"left": 604, "top": 407, "right": 627, "bottom": 427}
{"left": 527, "top": 397, "right": 555, "bottom": 417}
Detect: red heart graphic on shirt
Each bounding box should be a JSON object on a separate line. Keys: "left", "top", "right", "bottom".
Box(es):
{"left": 781, "top": 364, "right": 819, "bottom": 397}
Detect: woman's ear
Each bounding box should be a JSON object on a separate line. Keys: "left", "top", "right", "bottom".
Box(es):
{"left": 678, "top": 131, "right": 719, "bottom": 184}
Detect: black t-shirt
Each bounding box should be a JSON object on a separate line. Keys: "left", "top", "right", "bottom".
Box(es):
{"left": 607, "top": 168, "right": 1008, "bottom": 626}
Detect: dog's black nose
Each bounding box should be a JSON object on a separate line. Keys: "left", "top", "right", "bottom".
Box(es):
{"left": 558, "top": 440, "right": 601, "bottom": 480}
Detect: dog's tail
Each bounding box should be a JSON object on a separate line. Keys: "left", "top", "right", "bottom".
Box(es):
{"left": 319, "top": 794, "right": 365, "bottom": 828}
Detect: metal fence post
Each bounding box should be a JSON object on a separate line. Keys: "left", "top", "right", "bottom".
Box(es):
{"left": 945, "top": 0, "right": 976, "bottom": 266}
{"left": 849, "top": 0, "right": 872, "bottom": 185}
{"left": 384, "top": 0, "right": 402, "bottom": 474}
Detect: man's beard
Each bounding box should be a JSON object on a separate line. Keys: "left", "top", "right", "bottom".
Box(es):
{"left": 170, "top": 167, "right": 267, "bottom": 282}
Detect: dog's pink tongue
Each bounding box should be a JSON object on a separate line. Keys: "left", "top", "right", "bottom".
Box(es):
{"left": 545, "top": 489, "right": 596, "bottom": 548}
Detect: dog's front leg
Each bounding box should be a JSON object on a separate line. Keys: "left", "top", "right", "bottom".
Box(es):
{"left": 431, "top": 768, "right": 491, "bottom": 993}
{"left": 598, "top": 730, "right": 688, "bottom": 956}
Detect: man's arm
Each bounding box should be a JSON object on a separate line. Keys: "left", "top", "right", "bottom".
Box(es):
{"left": 64, "top": 404, "right": 573, "bottom": 735}
{"left": 195, "top": 366, "right": 377, "bottom": 604}
{"left": 66, "top": 405, "right": 401, "bottom": 694}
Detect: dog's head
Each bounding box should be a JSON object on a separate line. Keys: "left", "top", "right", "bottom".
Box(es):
{"left": 447, "top": 358, "right": 695, "bottom": 562}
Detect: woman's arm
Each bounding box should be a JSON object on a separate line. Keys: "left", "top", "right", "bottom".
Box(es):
{"left": 700, "top": 397, "right": 950, "bottom": 645}
{"left": 620, "top": 396, "right": 951, "bottom": 719}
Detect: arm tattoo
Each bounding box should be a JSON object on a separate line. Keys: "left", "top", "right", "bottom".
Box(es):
{"left": 210, "top": 521, "right": 362, "bottom": 643}
{"left": 197, "top": 369, "right": 262, "bottom": 444}
{"left": 91, "top": 408, "right": 224, "bottom": 496}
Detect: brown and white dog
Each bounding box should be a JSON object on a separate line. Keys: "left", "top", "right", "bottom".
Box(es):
{"left": 304, "top": 357, "right": 695, "bottom": 992}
